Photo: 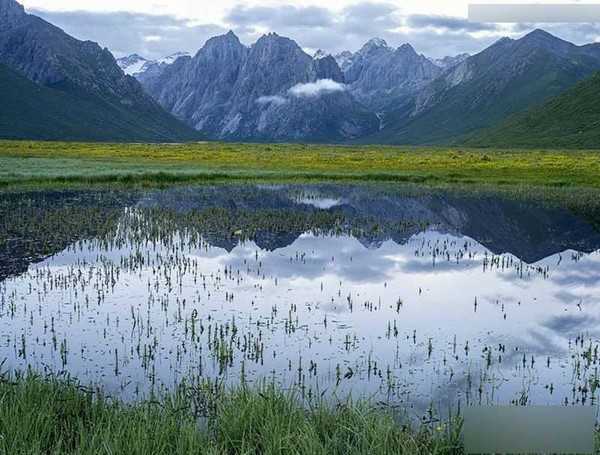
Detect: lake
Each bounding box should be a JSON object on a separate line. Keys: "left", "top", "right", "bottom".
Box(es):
{"left": 2, "top": 184, "right": 600, "bottom": 419}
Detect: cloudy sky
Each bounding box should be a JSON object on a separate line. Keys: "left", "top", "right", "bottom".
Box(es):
{"left": 19, "top": 0, "right": 600, "bottom": 59}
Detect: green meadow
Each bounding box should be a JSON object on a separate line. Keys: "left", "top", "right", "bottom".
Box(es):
{"left": 1, "top": 140, "right": 600, "bottom": 189}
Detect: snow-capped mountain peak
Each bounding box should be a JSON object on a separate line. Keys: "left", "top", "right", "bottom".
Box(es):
{"left": 156, "top": 52, "right": 190, "bottom": 65}
{"left": 117, "top": 52, "right": 190, "bottom": 77}
{"left": 360, "top": 38, "right": 388, "bottom": 54}
{"left": 116, "top": 54, "right": 149, "bottom": 75}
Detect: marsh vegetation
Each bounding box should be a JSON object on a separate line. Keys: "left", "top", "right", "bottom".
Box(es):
{"left": 2, "top": 183, "right": 600, "bottom": 452}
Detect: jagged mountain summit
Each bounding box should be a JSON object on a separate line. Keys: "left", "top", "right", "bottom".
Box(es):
{"left": 340, "top": 38, "right": 442, "bottom": 111}
{"left": 127, "top": 28, "right": 600, "bottom": 145}
{"left": 136, "top": 33, "right": 466, "bottom": 142}
{"left": 139, "top": 31, "right": 379, "bottom": 142}
{"left": 0, "top": 0, "right": 197, "bottom": 141}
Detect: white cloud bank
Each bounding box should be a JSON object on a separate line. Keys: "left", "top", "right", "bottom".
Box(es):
{"left": 288, "top": 79, "right": 346, "bottom": 97}
{"left": 256, "top": 95, "right": 288, "bottom": 106}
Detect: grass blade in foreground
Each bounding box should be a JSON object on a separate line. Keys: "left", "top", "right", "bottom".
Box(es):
{"left": 0, "top": 374, "right": 462, "bottom": 454}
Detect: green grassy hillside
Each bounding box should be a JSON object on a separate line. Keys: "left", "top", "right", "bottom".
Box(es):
{"left": 0, "top": 64, "right": 199, "bottom": 142}
{"left": 466, "top": 72, "right": 600, "bottom": 148}
{"left": 363, "top": 31, "right": 600, "bottom": 145}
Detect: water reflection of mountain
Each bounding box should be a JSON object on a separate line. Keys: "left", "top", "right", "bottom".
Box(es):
{"left": 0, "top": 190, "right": 135, "bottom": 281}
{"left": 139, "top": 185, "right": 600, "bottom": 263}
{"left": 3, "top": 185, "right": 600, "bottom": 282}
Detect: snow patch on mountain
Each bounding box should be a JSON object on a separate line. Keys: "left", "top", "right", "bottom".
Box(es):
{"left": 117, "top": 54, "right": 148, "bottom": 75}
{"left": 156, "top": 52, "right": 190, "bottom": 65}
{"left": 117, "top": 52, "right": 190, "bottom": 76}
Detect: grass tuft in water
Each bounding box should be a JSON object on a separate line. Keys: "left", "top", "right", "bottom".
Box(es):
{"left": 0, "top": 374, "right": 462, "bottom": 454}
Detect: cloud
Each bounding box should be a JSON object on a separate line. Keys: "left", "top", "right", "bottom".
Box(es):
{"left": 256, "top": 95, "right": 288, "bottom": 106}
{"left": 30, "top": 9, "right": 226, "bottom": 59}
{"left": 406, "top": 14, "right": 499, "bottom": 32}
{"left": 143, "top": 35, "right": 162, "bottom": 43}
{"left": 225, "top": 5, "right": 333, "bottom": 28}
{"left": 29, "top": 2, "right": 600, "bottom": 61}
{"left": 288, "top": 79, "right": 346, "bottom": 97}
{"left": 218, "top": 2, "right": 509, "bottom": 58}
{"left": 337, "top": 2, "right": 401, "bottom": 34}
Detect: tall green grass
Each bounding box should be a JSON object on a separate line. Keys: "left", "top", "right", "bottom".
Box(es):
{"left": 2, "top": 140, "right": 600, "bottom": 189}
{"left": 0, "top": 374, "right": 462, "bottom": 454}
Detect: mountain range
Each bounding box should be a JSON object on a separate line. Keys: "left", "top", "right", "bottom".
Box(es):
{"left": 364, "top": 29, "right": 600, "bottom": 145}
{"left": 136, "top": 32, "right": 379, "bottom": 142}
{"left": 0, "top": 0, "right": 197, "bottom": 142}
{"left": 122, "top": 29, "right": 600, "bottom": 146}
{"left": 1, "top": 0, "right": 599, "bottom": 146}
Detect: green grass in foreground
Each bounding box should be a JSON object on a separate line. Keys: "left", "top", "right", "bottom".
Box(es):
{"left": 0, "top": 375, "right": 461, "bottom": 454}
{"left": 1, "top": 140, "right": 600, "bottom": 189}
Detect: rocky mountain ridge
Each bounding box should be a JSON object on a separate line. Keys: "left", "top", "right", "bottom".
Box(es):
{"left": 139, "top": 31, "right": 379, "bottom": 142}
{"left": 0, "top": 0, "right": 197, "bottom": 141}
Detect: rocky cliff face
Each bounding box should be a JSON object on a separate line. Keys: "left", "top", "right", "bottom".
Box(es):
{"left": 0, "top": 0, "right": 196, "bottom": 141}
{"left": 429, "top": 53, "right": 470, "bottom": 70}
{"left": 0, "top": 0, "right": 143, "bottom": 102}
{"left": 341, "top": 38, "right": 442, "bottom": 111}
{"left": 142, "top": 31, "right": 249, "bottom": 135}
{"left": 141, "top": 31, "right": 379, "bottom": 142}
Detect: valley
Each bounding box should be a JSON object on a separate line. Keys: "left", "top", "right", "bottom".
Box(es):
{"left": 2, "top": 0, "right": 600, "bottom": 452}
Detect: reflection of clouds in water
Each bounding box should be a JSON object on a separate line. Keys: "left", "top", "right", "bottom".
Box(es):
{"left": 495, "top": 267, "right": 537, "bottom": 286}
{"left": 9, "top": 185, "right": 600, "bottom": 415}
{"left": 549, "top": 252, "right": 600, "bottom": 288}
{"left": 479, "top": 293, "right": 519, "bottom": 305}
{"left": 296, "top": 197, "right": 342, "bottom": 210}
{"left": 485, "top": 329, "right": 567, "bottom": 366}
{"left": 319, "top": 302, "right": 349, "bottom": 315}
{"left": 551, "top": 270, "right": 600, "bottom": 287}
{"left": 221, "top": 235, "right": 400, "bottom": 284}
{"left": 23, "top": 219, "right": 600, "bottom": 409}
{"left": 541, "top": 313, "right": 600, "bottom": 338}
{"left": 400, "top": 258, "right": 479, "bottom": 274}
{"left": 523, "top": 329, "right": 568, "bottom": 356}
{"left": 553, "top": 290, "right": 600, "bottom": 306}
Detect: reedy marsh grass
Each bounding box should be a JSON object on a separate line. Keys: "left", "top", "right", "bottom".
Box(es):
{"left": 0, "top": 373, "right": 462, "bottom": 454}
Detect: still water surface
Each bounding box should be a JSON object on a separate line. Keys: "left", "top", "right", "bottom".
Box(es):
{"left": 2, "top": 184, "right": 600, "bottom": 416}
